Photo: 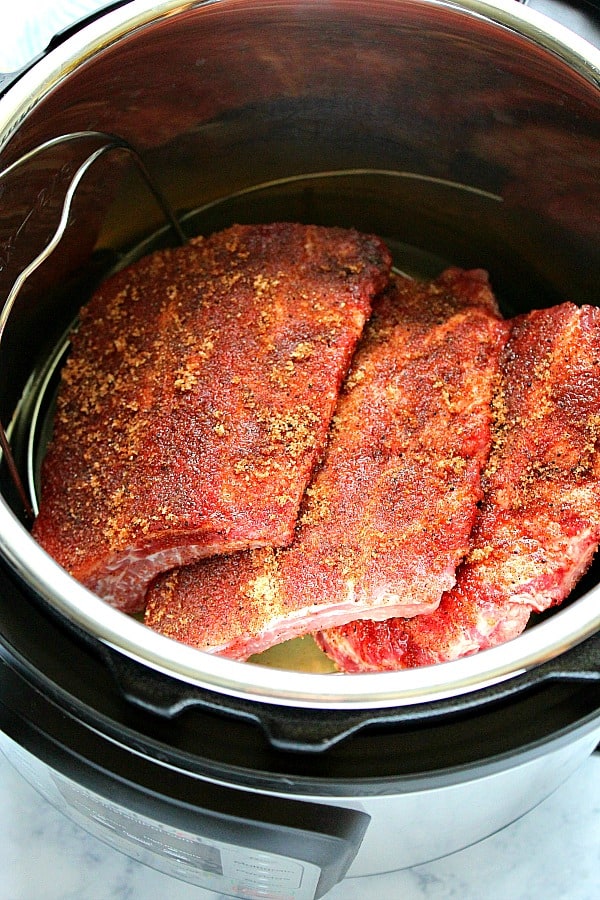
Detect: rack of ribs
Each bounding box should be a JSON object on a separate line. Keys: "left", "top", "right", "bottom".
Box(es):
{"left": 144, "top": 268, "right": 508, "bottom": 657}
{"left": 33, "top": 223, "right": 391, "bottom": 612}
{"left": 316, "top": 302, "right": 600, "bottom": 670}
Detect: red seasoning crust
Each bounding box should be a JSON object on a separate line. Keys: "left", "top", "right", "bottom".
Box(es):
{"left": 144, "top": 268, "right": 508, "bottom": 657}
{"left": 33, "top": 223, "right": 391, "bottom": 612}
{"left": 317, "top": 303, "right": 600, "bottom": 670}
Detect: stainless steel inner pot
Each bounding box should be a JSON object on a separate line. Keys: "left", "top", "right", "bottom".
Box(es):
{"left": 0, "top": 0, "right": 599, "bottom": 710}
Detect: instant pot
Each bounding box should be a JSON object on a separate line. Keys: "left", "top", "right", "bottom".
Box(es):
{"left": 0, "top": 2, "right": 599, "bottom": 897}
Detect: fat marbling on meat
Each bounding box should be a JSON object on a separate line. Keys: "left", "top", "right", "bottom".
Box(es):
{"left": 144, "top": 268, "right": 508, "bottom": 656}
{"left": 317, "top": 302, "right": 600, "bottom": 670}
{"left": 33, "top": 223, "right": 391, "bottom": 612}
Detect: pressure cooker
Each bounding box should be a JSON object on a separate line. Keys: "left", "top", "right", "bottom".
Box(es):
{"left": 0, "top": 2, "right": 599, "bottom": 897}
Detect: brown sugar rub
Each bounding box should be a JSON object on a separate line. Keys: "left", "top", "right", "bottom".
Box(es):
{"left": 144, "top": 268, "right": 508, "bottom": 657}
{"left": 316, "top": 303, "right": 600, "bottom": 671}
{"left": 33, "top": 223, "right": 391, "bottom": 612}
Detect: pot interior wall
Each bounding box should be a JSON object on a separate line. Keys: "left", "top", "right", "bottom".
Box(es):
{"left": 1, "top": 0, "right": 598, "bottom": 413}
{"left": 0, "top": 0, "right": 599, "bottom": 679}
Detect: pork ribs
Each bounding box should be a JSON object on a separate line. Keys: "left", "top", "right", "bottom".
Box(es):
{"left": 317, "top": 302, "right": 600, "bottom": 670}
{"left": 144, "top": 268, "right": 507, "bottom": 656}
{"left": 33, "top": 223, "right": 391, "bottom": 611}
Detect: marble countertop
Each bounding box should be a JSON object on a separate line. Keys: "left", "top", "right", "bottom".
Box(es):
{"left": 0, "top": 2, "right": 598, "bottom": 898}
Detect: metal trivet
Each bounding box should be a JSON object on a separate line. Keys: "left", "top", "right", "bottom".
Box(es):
{"left": 0, "top": 130, "right": 187, "bottom": 523}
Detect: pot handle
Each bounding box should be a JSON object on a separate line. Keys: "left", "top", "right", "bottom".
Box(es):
{"left": 103, "top": 649, "right": 389, "bottom": 753}
{"left": 102, "top": 627, "right": 600, "bottom": 754}
{"left": 0, "top": 1, "right": 134, "bottom": 98}
{"left": 0, "top": 69, "right": 28, "bottom": 98}
{"left": 41, "top": 0, "right": 134, "bottom": 54}
{"left": 525, "top": 624, "right": 600, "bottom": 683}
{"left": 243, "top": 628, "right": 600, "bottom": 751}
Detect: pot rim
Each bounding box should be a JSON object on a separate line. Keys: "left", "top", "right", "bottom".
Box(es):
{"left": 3, "top": 499, "right": 600, "bottom": 711}
{"left": 1, "top": 0, "right": 600, "bottom": 710}
{"left": 1, "top": 0, "right": 599, "bottom": 149}
{"left": 0, "top": 502, "right": 600, "bottom": 710}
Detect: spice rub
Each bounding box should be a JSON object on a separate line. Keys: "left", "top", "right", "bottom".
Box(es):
{"left": 144, "top": 268, "right": 508, "bottom": 656}
{"left": 33, "top": 222, "right": 391, "bottom": 612}
{"left": 317, "top": 303, "right": 600, "bottom": 670}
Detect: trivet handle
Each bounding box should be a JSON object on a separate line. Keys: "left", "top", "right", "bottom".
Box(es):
{"left": 0, "top": 131, "right": 185, "bottom": 522}
{"left": 0, "top": 131, "right": 185, "bottom": 339}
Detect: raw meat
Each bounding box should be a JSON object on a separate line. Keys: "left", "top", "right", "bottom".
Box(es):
{"left": 317, "top": 303, "right": 600, "bottom": 671}
{"left": 144, "top": 268, "right": 508, "bottom": 656}
{"left": 33, "top": 223, "right": 391, "bottom": 612}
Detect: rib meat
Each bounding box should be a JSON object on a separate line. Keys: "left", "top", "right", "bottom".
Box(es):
{"left": 144, "top": 268, "right": 508, "bottom": 656}
{"left": 33, "top": 223, "right": 391, "bottom": 612}
{"left": 317, "top": 303, "right": 600, "bottom": 671}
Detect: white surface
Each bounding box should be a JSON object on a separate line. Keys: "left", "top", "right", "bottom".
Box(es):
{"left": 0, "top": 1, "right": 599, "bottom": 898}
{"left": 0, "top": 747, "right": 599, "bottom": 900}
{"left": 0, "top": 0, "right": 110, "bottom": 72}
